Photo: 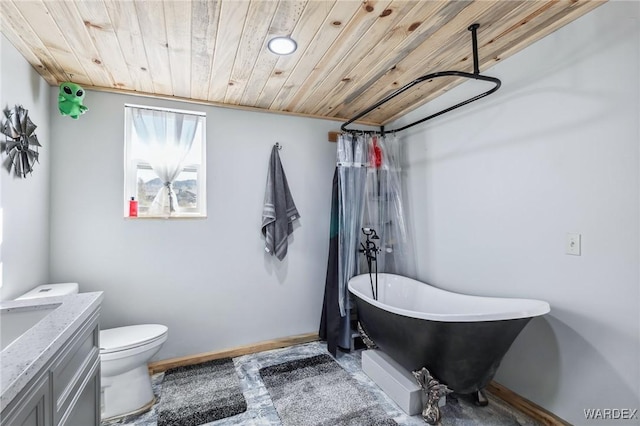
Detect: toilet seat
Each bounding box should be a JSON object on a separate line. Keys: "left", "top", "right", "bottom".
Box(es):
{"left": 100, "top": 324, "right": 168, "bottom": 354}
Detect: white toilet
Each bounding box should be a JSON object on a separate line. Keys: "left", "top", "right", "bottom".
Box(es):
{"left": 17, "top": 283, "right": 168, "bottom": 421}
{"left": 99, "top": 323, "right": 168, "bottom": 420}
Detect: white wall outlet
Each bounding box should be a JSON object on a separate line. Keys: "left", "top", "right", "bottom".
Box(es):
{"left": 566, "top": 233, "right": 581, "bottom": 256}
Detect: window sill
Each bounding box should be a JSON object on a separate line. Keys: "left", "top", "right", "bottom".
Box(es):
{"left": 124, "top": 215, "right": 207, "bottom": 220}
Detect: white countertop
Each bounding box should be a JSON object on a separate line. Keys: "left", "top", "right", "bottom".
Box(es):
{"left": 0, "top": 292, "right": 103, "bottom": 411}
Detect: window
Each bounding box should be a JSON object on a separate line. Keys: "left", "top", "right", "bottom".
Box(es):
{"left": 124, "top": 104, "right": 206, "bottom": 218}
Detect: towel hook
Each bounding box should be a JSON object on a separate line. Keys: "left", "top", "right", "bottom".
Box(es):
{"left": 275, "top": 142, "right": 282, "bottom": 150}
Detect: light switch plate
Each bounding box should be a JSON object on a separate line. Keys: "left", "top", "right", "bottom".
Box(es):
{"left": 566, "top": 233, "right": 581, "bottom": 256}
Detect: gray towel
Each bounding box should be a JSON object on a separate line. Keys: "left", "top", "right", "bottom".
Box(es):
{"left": 262, "top": 145, "right": 300, "bottom": 260}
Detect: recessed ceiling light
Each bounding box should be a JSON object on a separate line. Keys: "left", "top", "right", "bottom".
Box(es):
{"left": 268, "top": 36, "right": 297, "bottom": 55}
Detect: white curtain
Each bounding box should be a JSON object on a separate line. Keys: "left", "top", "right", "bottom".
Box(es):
{"left": 131, "top": 108, "right": 199, "bottom": 216}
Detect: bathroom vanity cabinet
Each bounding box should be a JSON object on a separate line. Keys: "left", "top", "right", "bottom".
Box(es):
{"left": 0, "top": 307, "right": 101, "bottom": 426}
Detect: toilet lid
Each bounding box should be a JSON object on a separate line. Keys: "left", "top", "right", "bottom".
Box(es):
{"left": 100, "top": 324, "right": 168, "bottom": 354}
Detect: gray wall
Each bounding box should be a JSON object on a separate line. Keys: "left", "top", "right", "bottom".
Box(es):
{"left": 0, "top": 34, "right": 51, "bottom": 300}
{"left": 394, "top": 2, "right": 639, "bottom": 424}
{"left": 48, "top": 90, "right": 339, "bottom": 360}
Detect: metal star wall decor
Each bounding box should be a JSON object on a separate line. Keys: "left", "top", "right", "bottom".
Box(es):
{"left": 1, "top": 105, "right": 41, "bottom": 178}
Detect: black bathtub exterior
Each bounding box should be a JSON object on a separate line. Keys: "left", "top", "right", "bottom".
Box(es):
{"left": 353, "top": 295, "right": 532, "bottom": 395}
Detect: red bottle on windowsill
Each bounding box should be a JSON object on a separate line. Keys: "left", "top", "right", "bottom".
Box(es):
{"left": 129, "top": 197, "right": 138, "bottom": 217}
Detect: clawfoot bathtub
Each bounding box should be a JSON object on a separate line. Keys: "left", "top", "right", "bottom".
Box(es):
{"left": 349, "top": 273, "right": 549, "bottom": 418}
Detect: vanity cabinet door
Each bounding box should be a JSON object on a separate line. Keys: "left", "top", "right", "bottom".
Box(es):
{"left": 1, "top": 374, "right": 51, "bottom": 426}
{"left": 51, "top": 310, "right": 100, "bottom": 426}
{"left": 61, "top": 357, "right": 100, "bottom": 426}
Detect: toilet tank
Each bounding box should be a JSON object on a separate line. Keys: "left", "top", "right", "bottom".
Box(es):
{"left": 16, "top": 283, "right": 79, "bottom": 300}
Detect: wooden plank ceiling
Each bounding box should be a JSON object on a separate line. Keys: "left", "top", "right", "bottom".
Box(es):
{"left": 0, "top": 0, "right": 605, "bottom": 126}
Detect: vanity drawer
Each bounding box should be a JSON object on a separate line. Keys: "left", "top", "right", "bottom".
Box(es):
{"left": 50, "top": 310, "right": 100, "bottom": 425}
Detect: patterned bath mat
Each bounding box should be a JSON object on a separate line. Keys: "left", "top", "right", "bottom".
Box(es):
{"left": 157, "top": 358, "right": 247, "bottom": 426}
{"left": 259, "top": 354, "right": 397, "bottom": 425}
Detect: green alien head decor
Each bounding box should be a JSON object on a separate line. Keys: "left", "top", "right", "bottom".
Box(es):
{"left": 58, "top": 82, "right": 88, "bottom": 119}
{"left": 1, "top": 105, "right": 41, "bottom": 178}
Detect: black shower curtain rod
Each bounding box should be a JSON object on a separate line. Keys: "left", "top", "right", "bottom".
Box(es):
{"left": 340, "top": 23, "right": 501, "bottom": 135}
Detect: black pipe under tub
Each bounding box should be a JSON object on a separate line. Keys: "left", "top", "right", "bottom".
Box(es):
{"left": 348, "top": 273, "right": 550, "bottom": 395}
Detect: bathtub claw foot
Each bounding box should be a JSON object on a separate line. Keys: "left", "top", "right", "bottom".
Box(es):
{"left": 412, "top": 367, "right": 453, "bottom": 425}
{"left": 357, "top": 322, "right": 377, "bottom": 349}
{"left": 473, "top": 389, "right": 488, "bottom": 407}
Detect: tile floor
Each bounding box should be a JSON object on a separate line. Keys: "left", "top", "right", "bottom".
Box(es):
{"left": 102, "top": 341, "right": 540, "bottom": 426}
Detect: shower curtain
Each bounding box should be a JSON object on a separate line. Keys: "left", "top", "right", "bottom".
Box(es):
{"left": 361, "top": 134, "right": 415, "bottom": 276}
{"left": 320, "top": 133, "right": 414, "bottom": 354}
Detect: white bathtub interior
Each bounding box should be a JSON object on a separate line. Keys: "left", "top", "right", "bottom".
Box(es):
{"left": 349, "top": 273, "right": 550, "bottom": 322}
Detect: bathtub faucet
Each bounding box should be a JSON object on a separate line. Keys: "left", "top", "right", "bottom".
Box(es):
{"left": 360, "top": 228, "right": 380, "bottom": 300}
{"left": 360, "top": 228, "right": 380, "bottom": 262}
